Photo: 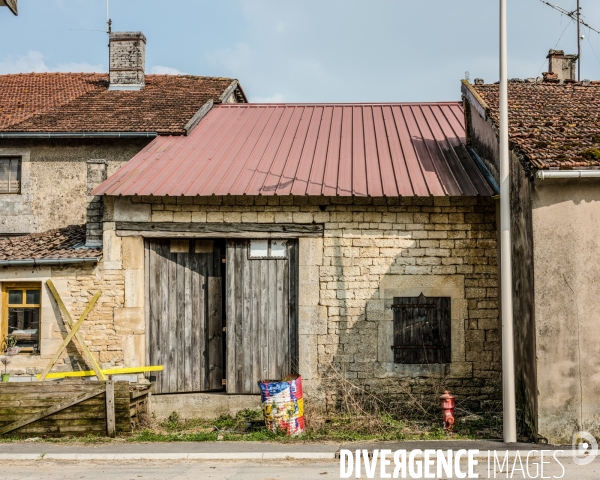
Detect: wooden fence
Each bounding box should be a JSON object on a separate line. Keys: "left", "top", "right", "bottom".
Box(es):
{"left": 0, "top": 380, "right": 150, "bottom": 438}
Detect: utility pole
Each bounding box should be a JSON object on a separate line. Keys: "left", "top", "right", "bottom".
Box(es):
{"left": 577, "top": 0, "right": 581, "bottom": 82}
{"left": 499, "top": 0, "right": 517, "bottom": 444}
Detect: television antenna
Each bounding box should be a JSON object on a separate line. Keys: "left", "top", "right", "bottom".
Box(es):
{"left": 539, "top": 0, "right": 600, "bottom": 81}
{"left": 106, "top": 0, "right": 112, "bottom": 34}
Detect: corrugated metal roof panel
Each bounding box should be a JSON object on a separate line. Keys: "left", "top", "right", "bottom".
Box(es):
{"left": 94, "top": 103, "right": 495, "bottom": 197}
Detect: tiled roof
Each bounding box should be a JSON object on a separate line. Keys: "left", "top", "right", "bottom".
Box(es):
{"left": 94, "top": 103, "right": 495, "bottom": 198}
{"left": 0, "top": 225, "right": 101, "bottom": 261}
{"left": 0, "top": 73, "right": 240, "bottom": 135}
{"left": 466, "top": 81, "right": 600, "bottom": 169}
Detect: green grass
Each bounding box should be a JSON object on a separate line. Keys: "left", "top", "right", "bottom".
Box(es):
{"left": 0, "top": 408, "right": 503, "bottom": 444}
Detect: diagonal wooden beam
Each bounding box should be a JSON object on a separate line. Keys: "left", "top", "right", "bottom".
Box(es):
{"left": 0, "top": 384, "right": 106, "bottom": 435}
{"left": 38, "top": 291, "right": 101, "bottom": 381}
{"left": 45, "top": 280, "right": 105, "bottom": 381}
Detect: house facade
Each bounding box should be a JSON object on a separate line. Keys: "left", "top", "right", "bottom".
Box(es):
{"left": 463, "top": 65, "right": 600, "bottom": 443}
{"left": 2, "top": 99, "right": 501, "bottom": 417}
{"left": 0, "top": 32, "right": 245, "bottom": 239}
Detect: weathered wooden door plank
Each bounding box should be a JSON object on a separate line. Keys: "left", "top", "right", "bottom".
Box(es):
{"left": 225, "top": 240, "right": 298, "bottom": 394}
{"left": 208, "top": 276, "right": 223, "bottom": 390}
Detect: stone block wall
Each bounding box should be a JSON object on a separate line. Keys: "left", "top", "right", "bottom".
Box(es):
{"left": 0, "top": 230, "right": 145, "bottom": 377}
{"left": 110, "top": 194, "right": 501, "bottom": 411}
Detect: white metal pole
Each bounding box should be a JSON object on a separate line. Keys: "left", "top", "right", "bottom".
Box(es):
{"left": 500, "top": 0, "right": 517, "bottom": 443}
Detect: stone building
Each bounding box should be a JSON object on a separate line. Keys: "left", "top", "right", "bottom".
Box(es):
{"left": 1, "top": 100, "right": 500, "bottom": 418}
{"left": 463, "top": 74, "right": 600, "bottom": 443}
{"left": 0, "top": 31, "right": 246, "bottom": 239}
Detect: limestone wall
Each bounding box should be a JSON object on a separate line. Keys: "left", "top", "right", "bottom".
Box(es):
{"left": 1, "top": 194, "right": 500, "bottom": 413}
{"left": 110, "top": 194, "right": 501, "bottom": 411}
{"left": 0, "top": 230, "right": 145, "bottom": 377}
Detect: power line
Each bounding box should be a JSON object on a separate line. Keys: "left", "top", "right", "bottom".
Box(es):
{"left": 536, "top": 20, "right": 573, "bottom": 76}
{"left": 538, "top": 0, "right": 600, "bottom": 81}
{"left": 539, "top": 0, "right": 600, "bottom": 35}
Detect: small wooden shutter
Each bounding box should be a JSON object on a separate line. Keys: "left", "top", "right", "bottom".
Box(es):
{"left": 392, "top": 293, "right": 450, "bottom": 364}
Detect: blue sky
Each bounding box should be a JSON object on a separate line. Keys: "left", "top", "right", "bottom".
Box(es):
{"left": 2, "top": 0, "right": 600, "bottom": 102}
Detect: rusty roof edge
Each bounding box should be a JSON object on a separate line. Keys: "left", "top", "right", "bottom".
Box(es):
{"left": 461, "top": 80, "right": 490, "bottom": 122}
{"left": 184, "top": 99, "right": 214, "bottom": 135}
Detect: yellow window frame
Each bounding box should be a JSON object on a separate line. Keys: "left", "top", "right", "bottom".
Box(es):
{"left": 2, "top": 282, "right": 42, "bottom": 354}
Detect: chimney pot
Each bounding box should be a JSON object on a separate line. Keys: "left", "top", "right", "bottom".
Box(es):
{"left": 109, "top": 31, "right": 146, "bottom": 90}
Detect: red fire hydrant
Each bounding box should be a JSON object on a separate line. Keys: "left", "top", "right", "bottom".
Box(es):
{"left": 440, "top": 390, "right": 456, "bottom": 431}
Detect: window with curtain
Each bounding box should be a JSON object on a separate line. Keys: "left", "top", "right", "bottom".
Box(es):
{"left": 0, "top": 157, "right": 21, "bottom": 194}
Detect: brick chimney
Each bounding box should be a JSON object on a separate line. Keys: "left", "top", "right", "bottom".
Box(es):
{"left": 546, "top": 49, "right": 577, "bottom": 81}
{"left": 109, "top": 31, "right": 146, "bottom": 90}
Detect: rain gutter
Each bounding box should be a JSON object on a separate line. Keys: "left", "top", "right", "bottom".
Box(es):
{"left": 537, "top": 170, "right": 600, "bottom": 180}
{"left": 0, "top": 258, "right": 99, "bottom": 267}
{"left": 0, "top": 132, "right": 157, "bottom": 139}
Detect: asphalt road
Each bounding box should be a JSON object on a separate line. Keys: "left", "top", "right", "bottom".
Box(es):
{"left": 1, "top": 458, "right": 598, "bottom": 480}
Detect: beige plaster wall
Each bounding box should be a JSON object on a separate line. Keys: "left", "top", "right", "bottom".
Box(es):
{"left": 532, "top": 179, "right": 600, "bottom": 444}
{"left": 0, "top": 139, "right": 150, "bottom": 236}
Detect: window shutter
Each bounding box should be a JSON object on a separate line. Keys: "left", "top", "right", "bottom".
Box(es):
{"left": 392, "top": 293, "right": 451, "bottom": 364}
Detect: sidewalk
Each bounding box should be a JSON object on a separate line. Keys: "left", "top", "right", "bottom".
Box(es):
{"left": 0, "top": 440, "right": 573, "bottom": 461}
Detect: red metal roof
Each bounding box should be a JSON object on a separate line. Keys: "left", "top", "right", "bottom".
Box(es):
{"left": 94, "top": 103, "right": 494, "bottom": 197}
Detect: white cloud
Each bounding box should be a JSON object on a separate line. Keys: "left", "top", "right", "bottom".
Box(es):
{"left": 150, "top": 65, "right": 186, "bottom": 75}
{"left": 208, "top": 42, "right": 254, "bottom": 73}
{"left": 251, "top": 93, "right": 286, "bottom": 103}
{"left": 0, "top": 51, "right": 102, "bottom": 74}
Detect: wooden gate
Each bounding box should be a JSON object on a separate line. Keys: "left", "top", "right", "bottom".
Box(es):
{"left": 0, "top": 380, "right": 139, "bottom": 438}
{"left": 225, "top": 239, "right": 298, "bottom": 394}
{"left": 146, "top": 239, "right": 223, "bottom": 393}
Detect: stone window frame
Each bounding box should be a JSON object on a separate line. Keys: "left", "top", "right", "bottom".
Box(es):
{"left": 2, "top": 281, "right": 42, "bottom": 356}
{"left": 370, "top": 275, "right": 468, "bottom": 378}
{"left": 0, "top": 149, "right": 30, "bottom": 197}
{"left": 0, "top": 156, "right": 22, "bottom": 194}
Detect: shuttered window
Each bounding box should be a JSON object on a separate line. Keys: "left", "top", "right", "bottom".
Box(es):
{"left": 0, "top": 158, "right": 21, "bottom": 194}
{"left": 392, "top": 294, "right": 451, "bottom": 364}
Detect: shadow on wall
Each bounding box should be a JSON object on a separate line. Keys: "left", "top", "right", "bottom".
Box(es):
{"left": 316, "top": 197, "right": 503, "bottom": 425}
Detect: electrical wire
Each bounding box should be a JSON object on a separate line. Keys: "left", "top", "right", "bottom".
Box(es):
{"left": 536, "top": 20, "right": 573, "bottom": 76}
{"left": 33, "top": 29, "right": 106, "bottom": 33}
{"left": 586, "top": 30, "right": 600, "bottom": 66}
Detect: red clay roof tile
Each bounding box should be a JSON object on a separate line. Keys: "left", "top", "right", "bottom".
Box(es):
{"left": 470, "top": 81, "right": 600, "bottom": 169}
{"left": 0, "top": 225, "right": 101, "bottom": 261}
{"left": 0, "top": 73, "right": 238, "bottom": 135}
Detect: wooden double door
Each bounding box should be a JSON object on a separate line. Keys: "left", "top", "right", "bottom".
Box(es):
{"left": 146, "top": 239, "right": 298, "bottom": 395}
